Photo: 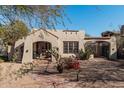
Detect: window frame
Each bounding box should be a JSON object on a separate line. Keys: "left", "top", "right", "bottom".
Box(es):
{"left": 63, "top": 41, "right": 79, "bottom": 54}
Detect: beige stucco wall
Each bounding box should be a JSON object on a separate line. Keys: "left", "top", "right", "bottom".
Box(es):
{"left": 84, "top": 36, "right": 117, "bottom": 60}
{"left": 21, "top": 30, "right": 59, "bottom": 63}
{"left": 14, "top": 29, "right": 117, "bottom": 63}
{"left": 109, "top": 36, "right": 117, "bottom": 60}
{"left": 46, "top": 30, "right": 85, "bottom": 57}
{"left": 56, "top": 30, "right": 85, "bottom": 58}
{"left": 14, "top": 29, "right": 85, "bottom": 63}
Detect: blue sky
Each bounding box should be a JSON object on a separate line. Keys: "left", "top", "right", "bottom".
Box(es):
{"left": 56, "top": 5, "right": 124, "bottom": 36}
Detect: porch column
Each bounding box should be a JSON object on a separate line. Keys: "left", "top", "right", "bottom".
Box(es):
{"left": 22, "top": 36, "right": 33, "bottom": 63}
{"left": 109, "top": 36, "right": 117, "bottom": 60}
{"left": 79, "top": 39, "right": 85, "bottom": 51}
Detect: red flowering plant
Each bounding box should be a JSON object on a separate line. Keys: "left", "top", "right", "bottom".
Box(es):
{"left": 71, "top": 59, "right": 80, "bottom": 70}
{"left": 64, "top": 57, "right": 80, "bottom": 70}
{"left": 64, "top": 57, "right": 81, "bottom": 81}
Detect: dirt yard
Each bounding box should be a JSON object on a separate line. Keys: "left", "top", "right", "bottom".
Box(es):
{"left": 0, "top": 58, "right": 124, "bottom": 88}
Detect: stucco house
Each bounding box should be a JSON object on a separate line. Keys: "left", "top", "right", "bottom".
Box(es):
{"left": 9, "top": 29, "right": 117, "bottom": 63}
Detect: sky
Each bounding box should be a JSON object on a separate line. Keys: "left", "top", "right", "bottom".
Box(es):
{"left": 56, "top": 5, "right": 124, "bottom": 36}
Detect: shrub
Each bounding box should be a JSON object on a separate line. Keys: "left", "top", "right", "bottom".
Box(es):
{"left": 12, "top": 53, "right": 18, "bottom": 62}
{"left": 60, "top": 57, "right": 80, "bottom": 70}
{"left": 0, "top": 55, "right": 8, "bottom": 62}
{"left": 46, "top": 47, "right": 64, "bottom": 73}
{"left": 14, "top": 63, "right": 34, "bottom": 79}
{"left": 78, "top": 49, "right": 86, "bottom": 60}
{"left": 78, "top": 48, "right": 93, "bottom": 60}
{"left": 60, "top": 57, "right": 72, "bottom": 69}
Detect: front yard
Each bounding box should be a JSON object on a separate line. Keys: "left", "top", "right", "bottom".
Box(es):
{"left": 0, "top": 58, "right": 124, "bottom": 88}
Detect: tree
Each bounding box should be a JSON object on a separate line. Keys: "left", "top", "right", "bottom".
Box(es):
{"left": 101, "top": 31, "right": 114, "bottom": 37}
{"left": 0, "top": 20, "right": 29, "bottom": 60}
{"left": 120, "top": 25, "right": 124, "bottom": 36}
{"left": 0, "top": 5, "right": 67, "bottom": 60}
{"left": 0, "top": 6, "right": 66, "bottom": 30}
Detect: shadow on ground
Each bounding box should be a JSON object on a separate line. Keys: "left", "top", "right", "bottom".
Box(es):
{"left": 30, "top": 58, "right": 124, "bottom": 87}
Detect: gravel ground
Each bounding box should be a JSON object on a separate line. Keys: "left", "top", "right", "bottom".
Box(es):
{"left": 0, "top": 58, "right": 124, "bottom": 88}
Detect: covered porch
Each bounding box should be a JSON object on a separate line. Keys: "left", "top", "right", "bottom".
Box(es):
{"left": 85, "top": 41, "right": 110, "bottom": 58}
{"left": 33, "top": 41, "right": 52, "bottom": 60}
{"left": 84, "top": 36, "right": 117, "bottom": 60}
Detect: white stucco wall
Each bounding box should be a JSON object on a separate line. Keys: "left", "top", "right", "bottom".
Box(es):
{"left": 56, "top": 30, "right": 85, "bottom": 58}
{"left": 14, "top": 29, "right": 85, "bottom": 63}
{"left": 22, "top": 30, "right": 59, "bottom": 63}
{"left": 109, "top": 36, "right": 117, "bottom": 60}
{"left": 84, "top": 36, "right": 117, "bottom": 60}
{"left": 14, "top": 29, "right": 117, "bottom": 63}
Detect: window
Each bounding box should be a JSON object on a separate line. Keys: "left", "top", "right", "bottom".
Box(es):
{"left": 74, "top": 42, "right": 79, "bottom": 53}
{"left": 69, "top": 42, "right": 73, "bottom": 53}
{"left": 63, "top": 42, "right": 68, "bottom": 53}
{"left": 63, "top": 41, "right": 79, "bottom": 53}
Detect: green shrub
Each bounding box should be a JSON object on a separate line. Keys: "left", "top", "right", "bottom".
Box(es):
{"left": 78, "top": 48, "right": 93, "bottom": 60}
{"left": 78, "top": 49, "right": 87, "bottom": 60}
{"left": 0, "top": 55, "right": 8, "bottom": 62}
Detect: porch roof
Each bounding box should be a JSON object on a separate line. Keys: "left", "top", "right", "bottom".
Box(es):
{"left": 84, "top": 37, "right": 111, "bottom": 40}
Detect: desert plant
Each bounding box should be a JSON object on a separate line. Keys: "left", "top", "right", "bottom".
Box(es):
{"left": 85, "top": 47, "right": 94, "bottom": 59}
{"left": 59, "top": 57, "right": 80, "bottom": 70}
{"left": 47, "top": 47, "right": 64, "bottom": 73}
{"left": 59, "top": 57, "right": 73, "bottom": 69}
{"left": 78, "top": 49, "right": 86, "bottom": 60}
{"left": 14, "top": 63, "right": 34, "bottom": 79}
{"left": 78, "top": 48, "right": 93, "bottom": 60}
{"left": 12, "top": 50, "right": 19, "bottom": 62}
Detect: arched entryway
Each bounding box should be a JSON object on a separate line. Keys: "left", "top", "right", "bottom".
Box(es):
{"left": 85, "top": 41, "right": 110, "bottom": 58}
{"left": 33, "top": 41, "right": 52, "bottom": 59}
{"left": 15, "top": 43, "right": 24, "bottom": 62}
{"left": 100, "top": 41, "right": 110, "bottom": 58}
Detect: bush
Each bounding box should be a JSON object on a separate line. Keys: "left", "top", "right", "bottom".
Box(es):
{"left": 12, "top": 53, "right": 18, "bottom": 62}
{"left": 60, "top": 57, "right": 80, "bottom": 69}
{"left": 78, "top": 48, "right": 93, "bottom": 60}
{"left": 14, "top": 63, "right": 34, "bottom": 79}
{"left": 63, "top": 57, "right": 73, "bottom": 69}
{"left": 78, "top": 49, "right": 86, "bottom": 60}
{"left": 0, "top": 55, "right": 8, "bottom": 62}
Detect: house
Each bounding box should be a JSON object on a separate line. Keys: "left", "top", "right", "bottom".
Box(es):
{"left": 102, "top": 31, "right": 124, "bottom": 59}
{"left": 9, "top": 29, "right": 117, "bottom": 63}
